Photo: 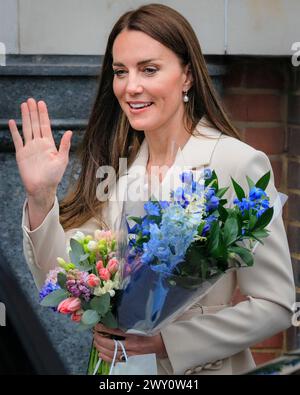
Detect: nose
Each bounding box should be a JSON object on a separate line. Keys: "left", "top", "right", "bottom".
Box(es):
{"left": 125, "top": 72, "right": 143, "bottom": 95}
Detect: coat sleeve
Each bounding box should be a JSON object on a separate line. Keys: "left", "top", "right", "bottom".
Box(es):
{"left": 160, "top": 149, "right": 296, "bottom": 375}
{"left": 22, "top": 196, "right": 101, "bottom": 289}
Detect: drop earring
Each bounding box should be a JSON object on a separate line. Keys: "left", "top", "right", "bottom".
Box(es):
{"left": 183, "top": 90, "right": 189, "bottom": 103}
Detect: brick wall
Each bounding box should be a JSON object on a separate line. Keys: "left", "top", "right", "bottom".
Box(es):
{"left": 221, "top": 56, "right": 299, "bottom": 366}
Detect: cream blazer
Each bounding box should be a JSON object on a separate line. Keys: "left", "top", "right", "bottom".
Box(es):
{"left": 22, "top": 117, "right": 295, "bottom": 375}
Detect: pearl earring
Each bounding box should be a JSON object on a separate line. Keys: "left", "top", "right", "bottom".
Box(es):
{"left": 183, "top": 91, "right": 189, "bottom": 103}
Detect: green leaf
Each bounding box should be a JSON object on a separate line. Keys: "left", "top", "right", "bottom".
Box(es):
{"left": 251, "top": 229, "right": 269, "bottom": 240}
{"left": 81, "top": 310, "right": 100, "bottom": 326}
{"left": 216, "top": 186, "right": 229, "bottom": 199}
{"left": 223, "top": 215, "right": 239, "bottom": 246}
{"left": 185, "top": 245, "right": 206, "bottom": 276}
{"left": 254, "top": 207, "right": 274, "bottom": 229}
{"left": 80, "top": 253, "right": 90, "bottom": 262}
{"left": 69, "top": 238, "right": 85, "bottom": 266}
{"left": 231, "top": 177, "right": 245, "bottom": 201}
{"left": 90, "top": 293, "right": 110, "bottom": 316}
{"left": 207, "top": 222, "right": 225, "bottom": 258}
{"left": 249, "top": 214, "right": 258, "bottom": 230}
{"left": 255, "top": 171, "right": 271, "bottom": 191}
{"left": 218, "top": 205, "right": 228, "bottom": 222}
{"left": 127, "top": 216, "right": 142, "bottom": 225}
{"left": 101, "top": 311, "right": 118, "bottom": 329}
{"left": 57, "top": 272, "right": 67, "bottom": 290}
{"left": 40, "top": 289, "right": 69, "bottom": 307}
{"left": 228, "top": 246, "right": 254, "bottom": 267}
{"left": 246, "top": 176, "right": 255, "bottom": 190}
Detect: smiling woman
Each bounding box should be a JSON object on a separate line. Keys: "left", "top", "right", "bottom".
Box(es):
{"left": 9, "top": 3, "right": 295, "bottom": 376}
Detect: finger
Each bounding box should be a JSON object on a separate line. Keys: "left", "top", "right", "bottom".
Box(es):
{"left": 98, "top": 351, "right": 113, "bottom": 364}
{"left": 37, "top": 100, "right": 53, "bottom": 140}
{"left": 27, "top": 98, "right": 42, "bottom": 138}
{"left": 93, "top": 333, "right": 115, "bottom": 352}
{"left": 8, "top": 120, "right": 23, "bottom": 152}
{"left": 58, "top": 130, "right": 72, "bottom": 158}
{"left": 95, "top": 323, "right": 126, "bottom": 337}
{"left": 21, "top": 102, "right": 33, "bottom": 143}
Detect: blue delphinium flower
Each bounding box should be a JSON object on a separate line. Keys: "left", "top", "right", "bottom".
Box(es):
{"left": 249, "top": 187, "right": 266, "bottom": 201}
{"left": 180, "top": 171, "right": 194, "bottom": 184}
{"left": 144, "top": 201, "right": 160, "bottom": 216}
{"left": 234, "top": 186, "right": 270, "bottom": 218}
{"left": 204, "top": 168, "right": 212, "bottom": 179}
{"left": 204, "top": 187, "right": 220, "bottom": 212}
{"left": 141, "top": 204, "right": 200, "bottom": 271}
{"left": 39, "top": 281, "right": 61, "bottom": 300}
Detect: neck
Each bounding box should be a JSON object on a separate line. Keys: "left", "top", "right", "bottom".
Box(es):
{"left": 144, "top": 117, "right": 191, "bottom": 169}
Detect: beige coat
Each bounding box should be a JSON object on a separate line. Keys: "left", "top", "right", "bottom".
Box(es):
{"left": 22, "top": 117, "right": 295, "bottom": 375}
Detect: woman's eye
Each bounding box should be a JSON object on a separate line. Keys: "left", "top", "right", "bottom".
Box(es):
{"left": 113, "top": 67, "right": 158, "bottom": 77}
{"left": 144, "top": 67, "right": 157, "bottom": 75}
{"left": 113, "top": 69, "right": 126, "bottom": 77}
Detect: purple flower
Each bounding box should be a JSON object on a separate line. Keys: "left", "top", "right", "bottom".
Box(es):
{"left": 66, "top": 279, "right": 91, "bottom": 301}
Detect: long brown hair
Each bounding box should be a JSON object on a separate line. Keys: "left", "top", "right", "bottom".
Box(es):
{"left": 60, "top": 3, "right": 240, "bottom": 231}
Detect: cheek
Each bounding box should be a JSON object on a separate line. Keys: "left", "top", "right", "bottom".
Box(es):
{"left": 113, "top": 79, "right": 122, "bottom": 99}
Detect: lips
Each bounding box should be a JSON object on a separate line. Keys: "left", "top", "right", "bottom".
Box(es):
{"left": 128, "top": 102, "right": 153, "bottom": 109}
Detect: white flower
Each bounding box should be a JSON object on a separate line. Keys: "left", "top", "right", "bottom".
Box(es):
{"left": 93, "top": 285, "right": 105, "bottom": 296}
{"left": 73, "top": 231, "right": 85, "bottom": 241}
{"left": 87, "top": 240, "right": 98, "bottom": 252}
{"left": 109, "top": 290, "right": 115, "bottom": 297}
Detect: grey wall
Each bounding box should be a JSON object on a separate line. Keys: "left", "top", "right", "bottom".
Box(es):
{"left": 1, "top": 0, "right": 300, "bottom": 56}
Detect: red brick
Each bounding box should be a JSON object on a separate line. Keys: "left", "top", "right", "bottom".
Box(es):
{"left": 270, "top": 159, "right": 282, "bottom": 189}
{"left": 287, "top": 225, "right": 300, "bottom": 254}
{"left": 288, "top": 161, "right": 300, "bottom": 189}
{"left": 251, "top": 352, "right": 279, "bottom": 366}
{"left": 252, "top": 333, "right": 284, "bottom": 349}
{"left": 223, "top": 62, "right": 245, "bottom": 89}
{"left": 245, "top": 127, "right": 285, "bottom": 155}
{"left": 288, "top": 127, "right": 300, "bottom": 156}
{"left": 223, "top": 94, "right": 282, "bottom": 122}
{"left": 222, "top": 94, "right": 248, "bottom": 121}
{"left": 288, "top": 95, "right": 300, "bottom": 125}
{"left": 247, "top": 95, "right": 282, "bottom": 122}
{"left": 288, "top": 194, "right": 300, "bottom": 222}
{"left": 291, "top": 257, "right": 300, "bottom": 288}
{"left": 245, "top": 63, "right": 285, "bottom": 90}
{"left": 289, "top": 67, "right": 300, "bottom": 93}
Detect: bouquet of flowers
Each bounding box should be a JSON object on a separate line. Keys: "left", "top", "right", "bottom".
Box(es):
{"left": 39, "top": 167, "right": 276, "bottom": 375}
{"left": 115, "top": 168, "right": 275, "bottom": 335}
{"left": 39, "top": 230, "right": 122, "bottom": 375}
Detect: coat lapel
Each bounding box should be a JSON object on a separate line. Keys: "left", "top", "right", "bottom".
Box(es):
{"left": 108, "top": 116, "right": 223, "bottom": 229}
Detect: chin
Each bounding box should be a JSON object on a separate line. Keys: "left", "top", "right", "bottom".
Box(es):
{"left": 127, "top": 119, "right": 155, "bottom": 132}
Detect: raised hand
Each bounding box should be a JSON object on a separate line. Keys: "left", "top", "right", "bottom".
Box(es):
{"left": 8, "top": 98, "right": 73, "bottom": 229}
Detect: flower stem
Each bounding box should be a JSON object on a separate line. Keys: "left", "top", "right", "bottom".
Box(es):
{"left": 87, "top": 343, "right": 111, "bottom": 375}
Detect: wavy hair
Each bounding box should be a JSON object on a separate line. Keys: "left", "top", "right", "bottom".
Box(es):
{"left": 59, "top": 3, "right": 240, "bottom": 230}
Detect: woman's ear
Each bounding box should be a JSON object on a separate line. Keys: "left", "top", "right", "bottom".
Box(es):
{"left": 183, "top": 63, "right": 193, "bottom": 91}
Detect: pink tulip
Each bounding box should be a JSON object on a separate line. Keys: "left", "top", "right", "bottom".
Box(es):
{"left": 95, "top": 230, "right": 113, "bottom": 241}
{"left": 87, "top": 274, "right": 100, "bottom": 287}
{"left": 96, "top": 260, "right": 104, "bottom": 274}
{"left": 98, "top": 268, "right": 111, "bottom": 281}
{"left": 107, "top": 258, "right": 119, "bottom": 274}
{"left": 57, "top": 297, "right": 81, "bottom": 314}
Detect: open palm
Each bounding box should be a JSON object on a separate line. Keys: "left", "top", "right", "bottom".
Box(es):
{"left": 8, "top": 98, "right": 72, "bottom": 197}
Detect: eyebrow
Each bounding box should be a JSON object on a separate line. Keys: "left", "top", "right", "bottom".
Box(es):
{"left": 112, "top": 59, "right": 160, "bottom": 67}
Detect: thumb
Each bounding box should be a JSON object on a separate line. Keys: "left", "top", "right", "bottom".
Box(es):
{"left": 58, "top": 130, "right": 72, "bottom": 157}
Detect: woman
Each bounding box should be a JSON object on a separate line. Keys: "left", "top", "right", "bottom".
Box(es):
{"left": 9, "top": 4, "right": 295, "bottom": 375}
